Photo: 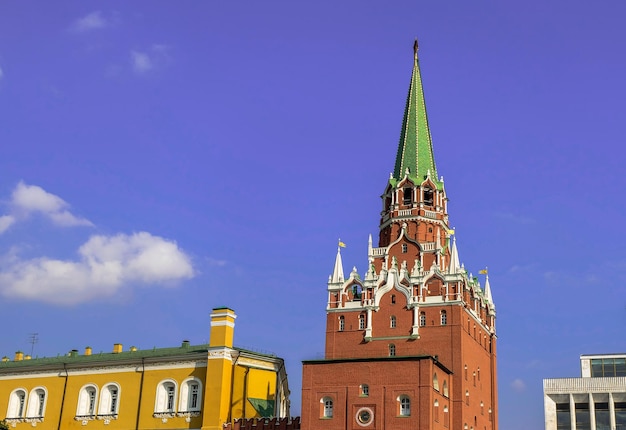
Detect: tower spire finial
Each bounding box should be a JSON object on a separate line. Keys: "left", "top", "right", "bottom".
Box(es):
{"left": 413, "top": 38, "right": 419, "bottom": 60}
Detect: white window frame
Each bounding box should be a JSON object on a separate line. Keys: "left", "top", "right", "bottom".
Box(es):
{"left": 359, "top": 314, "right": 366, "bottom": 330}
{"left": 76, "top": 384, "right": 98, "bottom": 417}
{"left": 399, "top": 395, "right": 411, "bottom": 416}
{"left": 322, "top": 397, "right": 333, "bottom": 418}
{"left": 7, "top": 389, "right": 27, "bottom": 419}
{"left": 25, "top": 387, "right": 47, "bottom": 418}
{"left": 339, "top": 316, "right": 345, "bottom": 332}
{"left": 390, "top": 315, "right": 397, "bottom": 328}
{"left": 441, "top": 310, "right": 447, "bottom": 326}
{"left": 98, "top": 383, "right": 121, "bottom": 416}
{"left": 179, "top": 378, "right": 202, "bottom": 412}
{"left": 155, "top": 380, "right": 178, "bottom": 413}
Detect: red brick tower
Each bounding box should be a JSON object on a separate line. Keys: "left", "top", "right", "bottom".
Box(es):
{"left": 301, "top": 41, "right": 498, "bottom": 430}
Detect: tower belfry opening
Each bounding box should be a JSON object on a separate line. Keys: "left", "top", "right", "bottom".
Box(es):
{"left": 302, "top": 41, "right": 498, "bottom": 430}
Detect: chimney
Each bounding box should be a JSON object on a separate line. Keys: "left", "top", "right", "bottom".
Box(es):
{"left": 84, "top": 346, "right": 92, "bottom": 356}
{"left": 69, "top": 350, "right": 79, "bottom": 358}
{"left": 14, "top": 351, "right": 24, "bottom": 361}
{"left": 181, "top": 340, "right": 190, "bottom": 349}
{"left": 209, "top": 307, "right": 237, "bottom": 348}
{"left": 113, "top": 344, "right": 123, "bottom": 354}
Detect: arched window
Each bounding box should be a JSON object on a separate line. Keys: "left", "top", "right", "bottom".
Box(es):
{"left": 179, "top": 378, "right": 202, "bottom": 412}
{"left": 77, "top": 385, "right": 98, "bottom": 417}
{"left": 155, "top": 380, "right": 177, "bottom": 413}
{"left": 360, "top": 384, "right": 369, "bottom": 397}
{"left": 402, "top": 243, "right": 408, "bottom": 253}
{"left": 339, "top": 316, "right": 345, "bottom": 332}
{"left": 359, "top": 314, "right": 366, "bottom": 330}
{"left": 434, "top": 400, "right": 439, "bottom": 422}
{"left": 399, "top": 395, "right": 411, "bottom": 416}
{"left": 390, "top": 315, "right": 397, "bottom": 328}
{"left": 473, "top": 371, "right": 476, "bottom": 386}
{"left": 480, "top": 401, "right": 484, "bottom": 415}
{"left": 464, "top": 364, "right": 468, "bottom": 380}
{"left": 465, "top": 390, "right": 470, "bottom": 406}
{"left": 391, "top": 294, "right": 396, "bottom": 304}
{"left": 99, "top": 384, "right": 120, "bottom": 416}
{"left": 440, "top": 310, "right": 447, "bottom": 325}
{"left": 420, "top": 312, "right": 426, "bottom": 327}
{"left": 433, "top": 373, "right": 439, "bottom": 391}
{"left": 423, "top": 188, "right": 433, "bottom": 206}
{"left": 26, "top": 387, "right": 46, "bottom": 418}
{"left": 444, "top": 406, "right": 449, "bottom": 427}
{"left": 7, "top": 389, "right": 27, "bottom": 418}
{"left": 443, "top": 380, "right": 449, "bottom": 397}
{"left": 403, "top": 188, "right": 412, "bottom": 205}
{"left": 389, "top": 344, "right": 396, "bottom": 357}
{"left": 321, "top": 397, "right": 333, "bottom": 418}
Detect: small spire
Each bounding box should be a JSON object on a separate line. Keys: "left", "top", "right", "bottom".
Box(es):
{"left": 484, "top": 274, "right": 494, "bottom": 306}
{"left": 413, "top": 38, "right": 419, "bottom": 60}
{"left": 448, "top": 235, "right": 461, "bottom": 274}
{"left": 331, "top": 246, "right": 345, "bottom": 283}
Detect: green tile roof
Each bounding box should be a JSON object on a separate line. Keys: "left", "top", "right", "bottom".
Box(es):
{"left": 393, "top": 42, "right": 442, "bottom": 190}
{"left": 0, "top": 344, "right": 277, "bottom": 370}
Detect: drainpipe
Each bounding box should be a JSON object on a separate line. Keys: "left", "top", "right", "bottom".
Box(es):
{"left": 228, "top": 352, "right": 241, "bottom": 423}
{"left": 57, "top": 363, "right": 69, "bottom": 430}
{"left": 135, "top": 358, "right": 145, "bottom": 430}
{"left": 242, "top": 366, "right": 250, "bottom": 418}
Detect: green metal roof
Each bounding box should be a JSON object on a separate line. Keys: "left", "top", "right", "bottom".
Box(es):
{"left": 392, "top": 41, "right": 442, "bottom": 189}
{"left": 0, "top": 344, "right": 278, "bottom": 370}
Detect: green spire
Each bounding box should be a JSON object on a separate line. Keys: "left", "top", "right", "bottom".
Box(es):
{"left": 392, "top": 39, "right": 441, "bottom": 188}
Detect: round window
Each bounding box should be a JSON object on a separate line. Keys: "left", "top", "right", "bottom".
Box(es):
{"left": 356, "top": 407, "right": 374, "bottom": 426}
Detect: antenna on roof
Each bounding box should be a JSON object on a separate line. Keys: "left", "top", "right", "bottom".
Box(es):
{"left": 28, "top": 333, "right": 39, "bottom": 357}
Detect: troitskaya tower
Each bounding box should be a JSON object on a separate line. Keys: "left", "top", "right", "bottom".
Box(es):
{"left": 302, "top": 41, "right": 498, "bottom": 430}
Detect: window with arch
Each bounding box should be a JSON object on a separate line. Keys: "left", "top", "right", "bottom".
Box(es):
{"left": 465, "top": 390, "right": 470, "bottom": 406}
{"left": 180, "top": 378, "right": 202, "bottom": 412}
{"left": 403, "top": 188, "right": 412, "bottom": 205}
{"left": 477, "top": 367, "right": 481, "bottom": 381}
{"left": 339, "top": 316, "right": 345, "bottom": 332}
{"left": 420, "top": 312, "right": 426, "bottom": 327}
{"left": 433, "top": 373, "right": 439, "bottom": 391}
{"left": 401, "top": 243, "right": 408, "bottom": 253}
{"left": 155, "top": 380, "right": 177, "bottom": 413}
{"left": 473, "top": 371, "right": 476, "bottom": 386}
{"left": 464, "top": 364, "right": 468, "bottom": 380}
{"left": 399, "top": 395, "right": 411, "bottom": 416}
{"left": 77, "top": 385, "right": 98, "bottom": 417}
{"left": 389, "top": 344, "right": 396, "bottom": 357}
{"left": 99, "top": 384, "right": 120, "bottom": 416}
{"left": 7, "top": 389, "right": 27, "bottom": 419}
{"left": 443, "top": 380, "right": 449, "bottom": 397}
{"left": 423, "top": 188, "right": 433, "bottom": 206}
{"left": 480, "top": 401, "right": 484, "bottom": 415}
{"left": 390, "top": 315, "right": 397, "bottom": 328}
{"left": 321, "top": 397, "right": 333, "bottom": 418}
{"left": 26, "top": 387, "right": 46, "bottom": 418}
{"left": 360, "top": 384, "right": 369, "bottom": 397}
{"left": 359, "top": 314, "right": 366, "bottom": 330}
{"left": 440, "top": 310, "right": 447, "bottom": 326}
{"left": 434, "top": 400, "right": 439, "bottom": 422}
{"left": 391, "top": 294, "right": 396, "bottom": 304}
{"left": 444, "top": 405, "right": 449, "bottom": 427}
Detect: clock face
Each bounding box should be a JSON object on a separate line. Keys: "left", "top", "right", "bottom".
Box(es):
{"left": 356, "top": 407, "right": 374, "bottom": 426}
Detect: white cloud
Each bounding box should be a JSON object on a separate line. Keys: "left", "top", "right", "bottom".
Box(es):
{"left": 0, "top": 66, "right": 4, "bottom": 80}
{"left": 0, "top": 232, "right": 194, "bottom": 305}
{"left": 0, "top": 181, "right": 92, "bottom": 232}
{"left": 511, "top": 378, "right": 526, "bottom": 392}
{"left": 130, "top": 45, "right": 172, "bottom": 75}
{"left": 71, "top": 11, "right": 107, "bottom": 32}
{"left": 131, "top": 51, "right": 152, "bottom": 74}
{"left": 0, "top": 215, "right": 15, "bottom": 233}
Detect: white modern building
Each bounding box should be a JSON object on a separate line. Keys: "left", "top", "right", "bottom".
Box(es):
{"left": 544, "top": 353, "right": 626, "bottom": 430}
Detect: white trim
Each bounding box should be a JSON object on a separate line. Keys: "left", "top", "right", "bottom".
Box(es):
{"left": 210, "top": 320, "right": 235, "bottom": 328}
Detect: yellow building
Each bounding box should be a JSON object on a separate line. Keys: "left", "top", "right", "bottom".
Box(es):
{"left": 0, "top": 308, "right": 290, "bottom": 430}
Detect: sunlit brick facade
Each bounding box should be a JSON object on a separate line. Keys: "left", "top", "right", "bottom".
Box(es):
{"left": 301, "top": 41, "right": 498, "bottom": 430}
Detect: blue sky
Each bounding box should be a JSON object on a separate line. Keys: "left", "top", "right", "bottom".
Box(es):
{"left": 1, "top": 2, "right": 626, "bottom": 428}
